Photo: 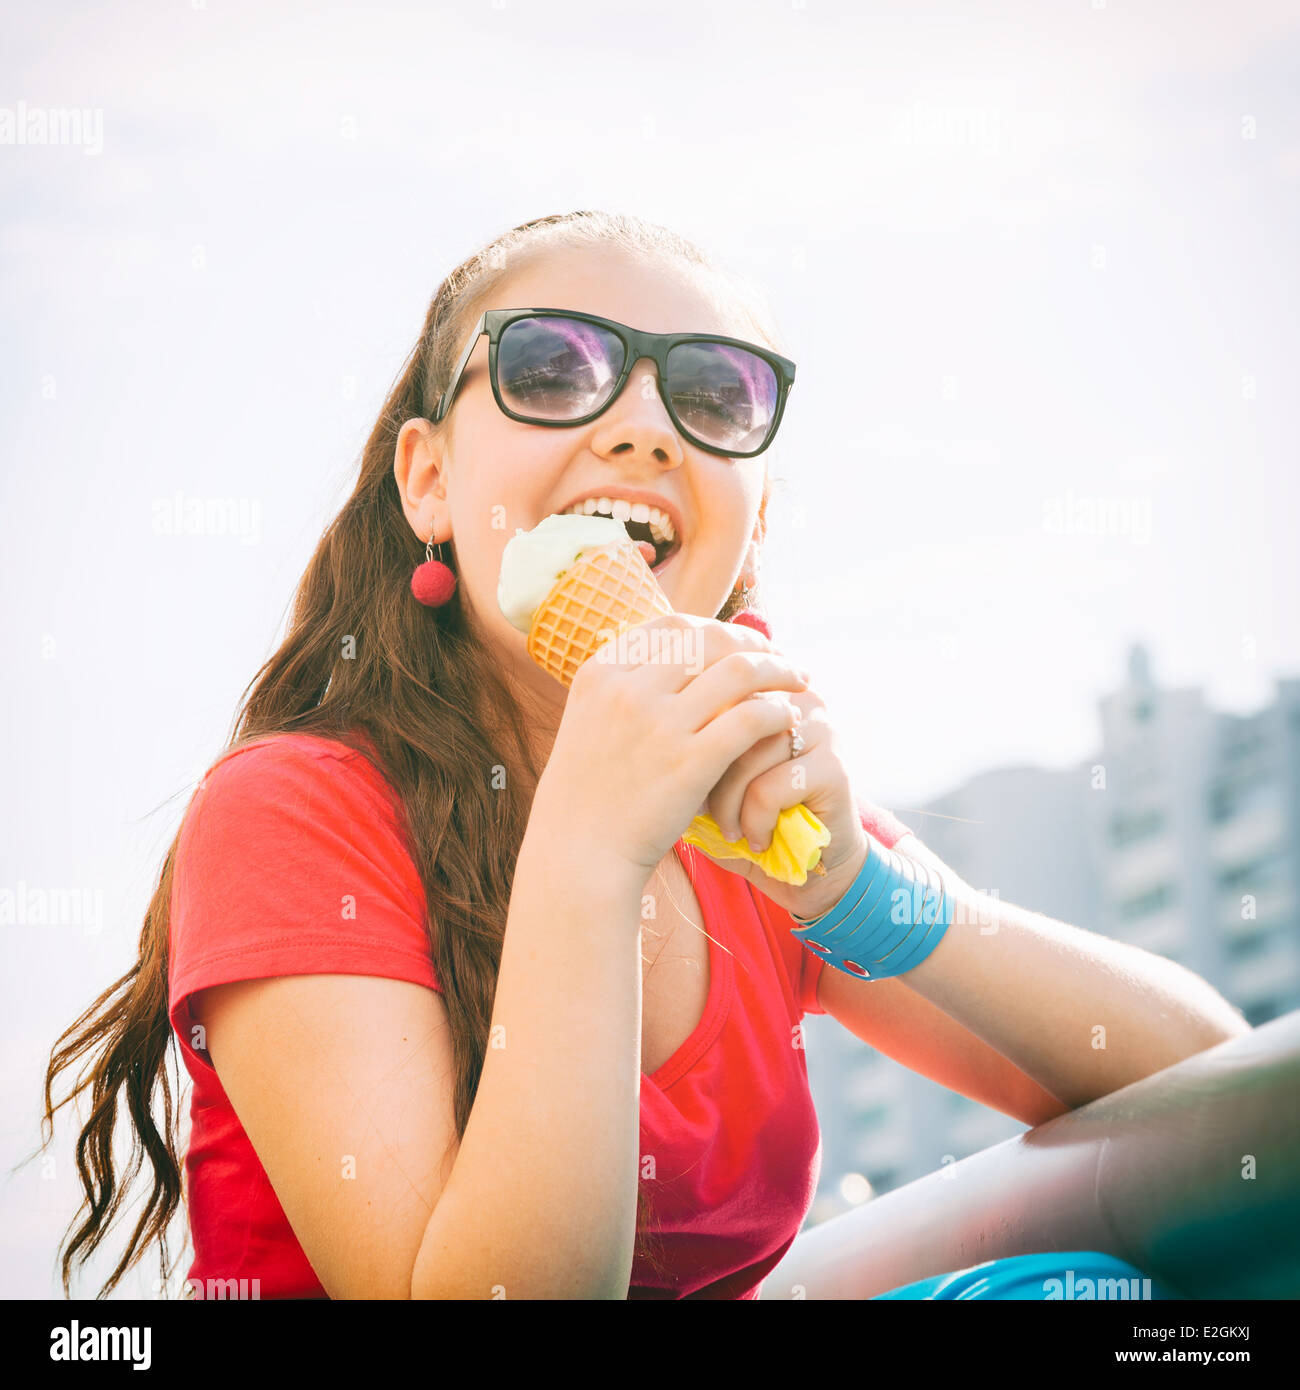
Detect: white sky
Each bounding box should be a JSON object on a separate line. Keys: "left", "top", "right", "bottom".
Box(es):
{"left": 3, "top": 0, "right": 1298, "bottom": 1297}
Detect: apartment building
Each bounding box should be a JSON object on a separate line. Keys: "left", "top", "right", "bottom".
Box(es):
{"left": 802, "top": 645, "right": 1300, "bottom": 1227}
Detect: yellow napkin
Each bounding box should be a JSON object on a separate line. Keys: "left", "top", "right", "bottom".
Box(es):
{"left": 681, "top": 805, "right": 831, "bottom": 887}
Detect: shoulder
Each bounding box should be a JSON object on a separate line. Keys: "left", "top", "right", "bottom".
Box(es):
{"left": 186, "top": 732, "right": 400, "bottom": 830}
{"left": 174, "top": 731, "right": 419, "bottom": 897}
{"left": 169, "top": 731, "right": 433, "bottom": 987}
{"left": 196, "top": 731, "right": 388, "bottom": 795}
{"left": 169, "top": 733, "right": 444, "bottom": 1093}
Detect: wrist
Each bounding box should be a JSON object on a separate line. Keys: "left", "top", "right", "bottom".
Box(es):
{"left": 789, "top": 835, "right": 954, "bottom": 981}
{"left": 794, "top": 828, "right": 871, "bottom": 921}
{"left": 524, "top": 779, "right": 656, "bottom": 903}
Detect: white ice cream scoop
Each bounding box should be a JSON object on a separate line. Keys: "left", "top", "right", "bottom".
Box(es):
{"left": 497, "top": 512, "right": 646, "bottom": 633}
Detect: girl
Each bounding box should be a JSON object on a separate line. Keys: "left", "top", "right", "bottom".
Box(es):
{"left": 38, "top": 210, "right": 1244, "bottom": 1300}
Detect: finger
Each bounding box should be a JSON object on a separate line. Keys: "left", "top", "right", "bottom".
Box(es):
{"left": 706, "top": 723, "right": 799, "bottom": 842}
{"left": 584, "top": 612, "right": 704, "bottom": 683}
{"left": 694, "top": 689, "right": 807, "bottom": 786}
{"left": 736, "top": 728, "right": 829, "bottom": 854}
{"left": 607, "top": 614, "right": 775, "bottom": 693}
{"left": 707, "top": 691, "right": 828, "bottom": 838}
{"left": 674, "top": 650, "right": 810, "bottom": 732}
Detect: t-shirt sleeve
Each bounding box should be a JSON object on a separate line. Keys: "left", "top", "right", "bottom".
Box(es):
{"left": 795, "top": 795, "right": 913, "bottom": 1017}
{"left": 168, "top": 736, "right": 440, "bottom": 1075}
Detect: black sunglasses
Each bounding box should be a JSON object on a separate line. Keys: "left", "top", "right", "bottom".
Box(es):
{"left": 430, "top": 307, "right": 796, "bottom": 459}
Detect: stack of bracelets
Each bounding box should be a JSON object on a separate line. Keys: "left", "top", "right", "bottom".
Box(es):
{"left": 790, "top": 835, "right": 954, "bottom": 980}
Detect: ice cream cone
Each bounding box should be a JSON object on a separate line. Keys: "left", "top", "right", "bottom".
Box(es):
{"left": 526, "top": 539, "right": 673, "bottom": 689}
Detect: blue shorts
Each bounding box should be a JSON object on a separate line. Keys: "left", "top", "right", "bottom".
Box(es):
{"left": 872, "top": 1250, "right": 1184, "bottom": 1300}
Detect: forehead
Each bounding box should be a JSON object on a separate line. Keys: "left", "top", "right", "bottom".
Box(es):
{"left": 486, "top": 243, "right": 748, "bottom": 340}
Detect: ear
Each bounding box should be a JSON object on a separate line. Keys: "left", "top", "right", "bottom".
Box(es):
{"left": 394, "top": 419, "right": 450, "bottom": 544}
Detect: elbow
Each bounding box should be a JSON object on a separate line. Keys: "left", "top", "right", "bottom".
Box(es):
{"left": 1134, "top": 1008, "right": 1253, "bottom": 1093}
{"left": 410, "top": 1169, "right": 637, "bottom": 1300}
{"left": 1196, "top": 1010, "right": 1253, "bottom": 1050}
{"left": 1150, "top": 958, "right": 1255, "bottom": 1058}
{"left": 412, "top": 1239, "right": 632, "bottom": 1301}
{"left": 414, "top": 1267, "right": 630, "bottom": 1301}
{"left": 1183, "top": 983, "right": 1254, "bottom": 1052}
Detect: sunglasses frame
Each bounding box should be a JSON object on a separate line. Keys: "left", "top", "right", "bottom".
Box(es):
{"left": 430, "top": 307, "right": 797, "bottom": 459}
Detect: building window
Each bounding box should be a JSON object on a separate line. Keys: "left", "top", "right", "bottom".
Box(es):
{"left": 1226, "top": 930, "right": 1274, "bottom": 962}
{"left": 1223, "top": 730, "right": 1264, "bottom": 761}
{"left": 1110, "top": 807, "right": 1165, "bottom": 848}
{"left": 1118, "top": 882, "right": 1175, "bottom": 921}
{"left": 1211, "top": 776, "right": 1275, "bottom": 823}
{"left": 1133, "top": 699, "right": 1154, "bottom": 723}
{"left": 1218, "top": 850, "right": 1287, "bottom": 893}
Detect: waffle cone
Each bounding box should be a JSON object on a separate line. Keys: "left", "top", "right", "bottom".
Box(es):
{"left": 526, "top": 541, "right": 673, "bottom": 688}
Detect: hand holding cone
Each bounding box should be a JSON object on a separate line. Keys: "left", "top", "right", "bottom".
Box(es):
{"left": 520, "top": 535, "right": 831, "bottom": 886}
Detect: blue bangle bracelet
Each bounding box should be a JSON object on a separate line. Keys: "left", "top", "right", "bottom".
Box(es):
{"left": 790, "top": 836, "right": 953, "bottom": 981}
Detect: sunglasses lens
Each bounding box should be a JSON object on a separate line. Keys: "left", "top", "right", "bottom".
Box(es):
{"left": 497, "top": 315, "right": 625, "bottom": 421}
{"left": 665, "top": 342, "right": 779, "bottom": 453}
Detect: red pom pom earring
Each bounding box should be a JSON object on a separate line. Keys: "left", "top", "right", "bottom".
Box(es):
{"left": 728, "top": 576, "right": 772, "bottom": 640}
{"left": 730, "top": 607, "right": 771, "bottom": 640}
{"left": 410, "top": 531, "right": 457, "bottom": 608}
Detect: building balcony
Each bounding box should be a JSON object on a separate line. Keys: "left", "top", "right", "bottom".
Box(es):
{"left": 1116, "top": 906, "right": 1187, "bottom": 958}
{"left": 1106, "top": 838, "right": 1181, "bottom": 902}
{"left": 1210, "top": 797, "right": 1285, "bottom": 864}
{"left": 1219, "top": 884, "right": 1295, "bottom": 936}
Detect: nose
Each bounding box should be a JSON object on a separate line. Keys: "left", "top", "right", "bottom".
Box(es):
{"left": 588, "top": 355, "right": 684, "bottom": 466}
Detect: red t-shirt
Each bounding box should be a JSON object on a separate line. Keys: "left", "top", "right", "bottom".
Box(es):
{"left": 167, "top": 732, "right": 911, "bottom": 1299}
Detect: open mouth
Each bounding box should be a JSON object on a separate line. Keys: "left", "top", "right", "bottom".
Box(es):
{"left": 559, "top": 497, "right": 682, "bottom": 572}
{"left": 625, "top": 517, "right": 680, "bottom": 571}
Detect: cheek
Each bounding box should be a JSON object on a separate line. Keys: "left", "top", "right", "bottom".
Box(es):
{"left": 456, "top": 425, "right": 565, "bottom": 525}
{"left": 694, "top": 487, "right": 752, "bottom": 560}
{"left": 446, "top": 467, "right": 556, "bottom": 599}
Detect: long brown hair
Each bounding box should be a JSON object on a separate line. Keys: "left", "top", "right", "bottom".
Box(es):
{"left": 29, "top": 210, "right": 782, "bottom": 1298}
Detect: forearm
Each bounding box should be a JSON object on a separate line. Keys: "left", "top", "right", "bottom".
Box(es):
{"left": 900, "top": 880, "right": 1252, "bottom": 1110}
{"left": 412, "top": 822, "right": 648, "bottom": 1299}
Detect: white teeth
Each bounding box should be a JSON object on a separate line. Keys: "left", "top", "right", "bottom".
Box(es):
{"left": 559, "top": 496, "right": 677, "bottom": 546}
